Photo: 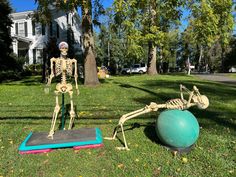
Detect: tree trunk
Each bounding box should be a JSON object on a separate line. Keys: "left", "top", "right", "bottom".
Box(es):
{"left": 198, "top": 45, "right": 203, "bottom": 72}
{"left": 147, "top": 2, "right": 157, "bottom": 75}
{"left": 147, "top": 41, "right": 157, "bottom": 75}
{"left": 82, "top": 0, "right": 99, "bottom": 86}
{"left": 221, "top": 43, "right": 226, "bottom": 72}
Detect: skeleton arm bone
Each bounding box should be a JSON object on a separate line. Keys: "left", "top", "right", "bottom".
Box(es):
{"left": 47, "top": 58, "right": 56, "bottom": 86}
{"left": 105, "top": 102, "right": 165, "bottom": 150}
{"left": 72, "top": 59, "right": 79, "bottom": 95}
{"left": 106, "top": 84, "right": 209, "bottom": 150}
{"left": 44, "top": 58, "right": 56, "bottom": 94}
{"left": 180, "top": 84, "right": 209, "bottom": 109}
{"left": 105, "top": 90, "right": 202, "bottom": 150}
{"left": 180, "top": 84, "right": 200, "bottom": 108}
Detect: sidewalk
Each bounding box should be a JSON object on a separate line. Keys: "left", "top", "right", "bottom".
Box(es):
{"left": 194, "top": 73, "right": 236, "bottom": 86}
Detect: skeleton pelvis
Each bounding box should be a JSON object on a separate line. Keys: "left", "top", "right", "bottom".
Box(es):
{"left": 56, "top": 83, "right": 73, "bottom": 93}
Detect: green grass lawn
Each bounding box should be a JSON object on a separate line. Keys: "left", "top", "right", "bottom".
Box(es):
{"left": 0, "top": 74, "right": 235, "bottom": 177}
{"left": 227, "top": 73, "right": 236, "bottom": 79}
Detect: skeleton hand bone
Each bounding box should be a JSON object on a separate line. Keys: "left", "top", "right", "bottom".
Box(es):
{"left": 106, "top": 84, "right": 209, "bottom": 151}
{"left": 76, "top": 89, "right": 80, "bottom": 96}
{"left": 44, "top": 86, "right": 50, "bottom": 94}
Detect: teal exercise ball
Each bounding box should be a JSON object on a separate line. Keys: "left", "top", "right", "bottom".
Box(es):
{"left": 155, "top": 110, "right": 199, "bottom": 148}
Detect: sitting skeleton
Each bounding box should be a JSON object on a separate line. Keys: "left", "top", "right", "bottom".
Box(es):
{"left": 45, "top": 41, "right": 79, "bottom": 139}
{"left": 105, "top": 85, "right": 209, "bottom": 150}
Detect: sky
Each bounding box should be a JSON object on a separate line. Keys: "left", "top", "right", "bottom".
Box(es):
{"left": 9, "top": 0, "right": 113, "bottom": 12}
{"left": 9, "top": 0, "right": 188, "bottom": 31}
{"left": 8, "top": 0, "right": 235, "bottom": 34}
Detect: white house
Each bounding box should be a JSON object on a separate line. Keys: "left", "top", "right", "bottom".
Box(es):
{"left": 10, "top": 7, "right": 82, "bottom": 64}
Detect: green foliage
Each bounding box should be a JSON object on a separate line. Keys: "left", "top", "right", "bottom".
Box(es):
{"left": 160, "top": 30, "right": 179, "bottom": 66}
{"left": 212, "top": 0, "right": 234, "bottom": 45}
{"left": 112, "top": 0, "right": 185, "bottom": 74}
{"left": 23, "top": 64, "right": 43, "bottom": 76}
{"left": 225, "top": 35, "right": 236, "bottom": 68}
{"left": 184, "top": 0, "right": 234, "bottom": 71}
{"left": 0, "top": 75, "right": 235, "bottom": 176}
{"left": 0, "top": 70, "right": 21, "bottom": 82}
{"left": 0, "top": 0, "right": 13, "bottom": 71}
{"left": 190, "top": 0, "right": 219, "bottom": 47}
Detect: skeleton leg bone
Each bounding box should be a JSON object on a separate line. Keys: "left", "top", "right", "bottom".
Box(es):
{"left": 48, "top": 91, "right": 61, "bottom": 139}
{"left": 105, "top": 102, "right": 161, "bottom": 150}
{"left": 68, "top": 91, "right": 75, "bottom": 130}
{"left": 106, "top": 85, "right": 209, "bottom": 150}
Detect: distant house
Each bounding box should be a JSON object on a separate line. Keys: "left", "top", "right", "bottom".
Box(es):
{"left": 10, "top": 7, "right": 82, "bottom": 65}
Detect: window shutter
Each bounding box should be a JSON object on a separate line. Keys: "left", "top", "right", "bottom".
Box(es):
{"left": 24, "top": 22, "right": 28, "bottom": 37}
{"left": 15, "top": 23, "right": 18, "bottom": 35}
{"left": 32, "top": 21, "right": 35, "bottom": 35}
{"left": 42, "top": 24, "right": 45, "bottom": 35}
{"left": 50, "top": 22, "right": 53, "bottom": 36}
{"left": 57, "top": 24, "right": 59, "bottom": 38}
{"left": 33, "top": 49, "right": 36, "bottom": 64}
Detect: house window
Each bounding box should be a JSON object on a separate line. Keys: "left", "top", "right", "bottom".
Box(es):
{"left": 18, "top": 22, "right": 24, "bottom": 37}
{"left": 15, "top": 22, "right": 28, "bottom": 37}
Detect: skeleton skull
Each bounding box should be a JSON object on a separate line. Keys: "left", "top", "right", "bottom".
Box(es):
{"left": 59, "top": 41, "right": 69, "bottom": 56}
{"left": 192, "top": 95, "right": 209, "bottom": 109}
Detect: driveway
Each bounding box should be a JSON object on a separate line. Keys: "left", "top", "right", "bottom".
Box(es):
{"left": 194, "top": 73, "right": 236, "bottom": 86}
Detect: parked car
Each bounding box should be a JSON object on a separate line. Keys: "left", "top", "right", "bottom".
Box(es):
{"left": 121, "top": 63, "right": 147, "bottom": 74}
{"left": 229, "top": 66, "right": 236, "bottom": 73}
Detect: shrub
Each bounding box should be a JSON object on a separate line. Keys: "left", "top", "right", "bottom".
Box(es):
{"left": 0, "top": 70, "right": 21, "bottom": 82}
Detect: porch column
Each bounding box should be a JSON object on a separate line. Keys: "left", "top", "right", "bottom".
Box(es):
{"left": 28, "top": 48, "right": 33, "bottom": 64}
{"left": 12, "top": 39, "right": 18, "bottom": 56}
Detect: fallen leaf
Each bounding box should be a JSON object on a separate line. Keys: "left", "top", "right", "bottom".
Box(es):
{"left": 117, "top": 163, "right": 124, "bottom": 169}
{"left": 153, "top": 167, "right": 161, "bottom": 176}
{"left": 229, "top": 170, "right": 234, "bottom": 174}
{"left": 172, "top": 150, "right": 178, "bottom": 157}
{"left": 182, "top": 157, "right": 188, "bottom": 163}
{"left": 43, "top": 159, "right": 49, "bottom": 164}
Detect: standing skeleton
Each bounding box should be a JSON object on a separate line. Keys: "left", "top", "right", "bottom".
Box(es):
{"left": 105, "top": 85, "right": 209, "bottom": 150}
{"left": 46, "top": 42, "right": 79, "bottom": 139}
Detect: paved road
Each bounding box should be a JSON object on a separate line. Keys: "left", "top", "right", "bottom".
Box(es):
{"left": 194, "top": 73, "right": 236, "bottom": 86}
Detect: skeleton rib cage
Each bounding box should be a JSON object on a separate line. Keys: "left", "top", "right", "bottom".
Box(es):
{"left": 105, "top": 84, "right": 209, "bottom": 150}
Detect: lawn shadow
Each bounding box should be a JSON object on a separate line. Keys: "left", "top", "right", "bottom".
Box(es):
{"left": 113, "top": 122, "right": 154, "bottom": 148}
{"left": 2, "top": 76, "right": 85, "bottom": 86}
{"left": 116, "top": 79, "right": 236, "bottom": 134}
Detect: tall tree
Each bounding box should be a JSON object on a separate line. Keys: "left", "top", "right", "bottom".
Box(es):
{"left": 212, "top": 0, "right": 234, "bottom": 71}
{"left": 113, "top": 0, "right": 184, "bottom": 75}
{"left": 187, "top": 0, "right": 234, "bottom": 72}
{"left": 187, "top": 0, "right": 219, "bottom": 71}
{"left": 35, "top": 0, "right": 100, "bottom": 86}
{"left": 0, "top": 0, "right": 13, "bottom": 70}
